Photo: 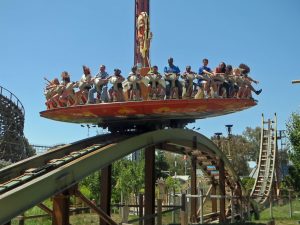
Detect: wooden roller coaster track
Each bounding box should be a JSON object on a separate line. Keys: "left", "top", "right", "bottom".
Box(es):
{"left": 250, "top": 114, "right": 279, "bottom": 204}
{"left": 0, "top": 85, "right": 26, "bottom": 162}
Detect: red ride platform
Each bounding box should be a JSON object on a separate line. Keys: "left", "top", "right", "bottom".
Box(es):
{"left": 40, "top": 99, "right": 256, "bottom": 127}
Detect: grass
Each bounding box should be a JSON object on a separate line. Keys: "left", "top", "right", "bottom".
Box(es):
{"left": 11, "top": 199, "right": 300, "bottom": 225}
{"left": 253, "top": 198, "right": 300, "bottom": 225}
{"left": 259, "top": 199, "right": 300, "bottom": 220}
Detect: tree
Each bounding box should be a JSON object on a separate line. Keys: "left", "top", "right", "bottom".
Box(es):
{"left": 285, "top": 112, "right": 300, "bottom": 191}
{"left": 0, "top": 160, "right": 11, "bottom": 169}
{"left": 211, "top": 135, "right": 250, "bottom": 176}
{"left": 113, "top": 158, "right": 144, "bottom": 203}
{"left": 23, "top": 137, "right": 36, "bottom": 157}
{"left": 155, "top": 150, "right": 169, "bottom": 179}
{"left": 242, "top": 127, "right": 261, "bottom": 161}
{"left": 80, "top": 171, "right": 100, "bottom": 201}
{"left": 164, "top": 152, "right": 189, "bottom": 176}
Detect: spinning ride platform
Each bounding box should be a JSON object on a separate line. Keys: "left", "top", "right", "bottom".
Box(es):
{"left": 40, "top": 98, "right": 256, "bottom": 129}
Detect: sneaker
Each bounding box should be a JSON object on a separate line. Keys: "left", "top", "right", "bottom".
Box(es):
{"left": 255, "top": 89, "right": 262, "bottom": 95}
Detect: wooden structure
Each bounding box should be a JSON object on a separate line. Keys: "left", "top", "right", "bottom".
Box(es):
{"left": 0, "top": 85, "right": 26, "bottom": 162}
{"left": 0, "top": 129, "right": 254, "bottom": 225}
{"left": 251, "top": 114, "right": 280, "bottom": 204}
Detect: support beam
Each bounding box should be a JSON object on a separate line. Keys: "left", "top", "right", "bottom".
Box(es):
{"left": 190, "top": 156, "right": 197, "bottom": 223}
{"left": 52, "top": 191, "right": 70, "bottom": 225}
{"left": 100, "top": 166, "right": 112, "bottom": 225}
{"left": 139, "top": 194, "right": 144, "bottom": 225}
{"left": 218, "top": 159, "right": 226, "bottom": 223}
{"left": 38, "top": 203, "right": 53, "bottom": 216}
{"left": 75, "top": 189, "right": 118, "bottom": 225}
{"left": 211, "top": 184, "right": 217, "bottom": 213}
{"left": 144, "top": 146, "right": 155, "bottom": 225}
{"left": 134, "top": 0, "right": 150, "bottom": 67}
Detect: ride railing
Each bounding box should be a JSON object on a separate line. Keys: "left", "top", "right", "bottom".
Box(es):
{"left": 0, "top": 85, "right": 25, "bottom": 117}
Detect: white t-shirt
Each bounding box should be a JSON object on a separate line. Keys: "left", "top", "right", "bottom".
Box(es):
{"left": 80, "top": 74, "right": 92, "bottom": 83}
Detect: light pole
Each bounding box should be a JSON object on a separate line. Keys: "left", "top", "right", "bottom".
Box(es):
{"left": 214, "top": 132, "right": 223, "bottom": 149}
{"left": 225, "top": 124, "right": 233, "bottom": 158}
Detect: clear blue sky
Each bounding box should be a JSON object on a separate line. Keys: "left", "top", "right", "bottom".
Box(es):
{"left": 0, "top": 0, "right": 299, "bottom": 145}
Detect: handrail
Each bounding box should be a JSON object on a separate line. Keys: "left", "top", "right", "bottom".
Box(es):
{"left": 0, "top": 85, "right": 25, "bottom": 117}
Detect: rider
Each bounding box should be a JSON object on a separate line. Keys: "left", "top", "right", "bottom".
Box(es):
{"left": 108, "top": 68, "right": 125, "bottom": 102}
{"left": 147, "top": 65, "right": 164, "bottom": 99}
{"left": 87, "top": 64, "right": 109, "bottom": 104}
{"left": 197, "top": 58, "right": 218, "bottom": 98}
{"left": 127, "top": 66, "right": 142, "bottom": 101}
{"left": 239, "top": 63, "right": 262, "bottom": 98}
{"left": 181, "top": 65, "right": 197, "bottom": 98}
{"left": 74, "top": 65, "right": 93, "bottom": 105}
{"left": 164, "top": 57, "right": 182, "bottom": 99}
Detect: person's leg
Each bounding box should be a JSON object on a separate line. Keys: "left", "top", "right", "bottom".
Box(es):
{"left": 108, "top": 88, "right": 114, "bottom": 102}
{"left": 223, "top": 82, "right": 230, "bottom": 98}
{"left": 87, "top": 87, "right": 97, "bottom": 104}
{"left": 248, "top": 84, "right": 262, "bottom": 95}
{"left": 101, "top": 86, "right": 109, "bottom": 102}
{"left": 136, "top": 83, "right": 141, "bottom": 100}
{"left": 176, "top": 80, "right": 182, "bottom": 99}
{"left": 165, "top": 81, "right": 170, "bottom": 99}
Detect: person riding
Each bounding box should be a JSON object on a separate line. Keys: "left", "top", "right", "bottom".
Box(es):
{"left": 147, "top": 65, "right": 165, "bottom": 100}
{"left": 239, "top": 63, "right": 262, "bottom": 99}
{"left": 87, "top": 64, "right": 109, "bottom": 104}
{"left": 197, "top": 58, "right": 218, "bottom": 98}
{"left": 74, "top": 65, "right": 93, "bottom": 105}
{"left": 164, "top": 57, "right": 182, "bottom": 99}
{"left": 108, "top": 68, "right": 125, "bottom": 102}
{"left": 59, "top": 71, "right": 76, "bottom": 106}
{"left": 213, "top": 62, "right": 227, "bottom": 97}
{"left": 50, "top": 71, "right": 71, "bottom": 107}
{"left": 127, "top": 66, "right": 142, "bottom": 101}
{"left": 44, "top": 78, "right": 60, "bottom": 109}
{"left": 221, "top": 65, "right": 235, "bottom": 98}
{"left": 181, "top": 65, "right": 197, "bottom": 98}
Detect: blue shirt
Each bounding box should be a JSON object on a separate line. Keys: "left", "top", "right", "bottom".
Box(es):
{"left": 197, "top": 66, "right": 212, "bottom": 85}
{"left": 198, "top": 66, "right": 212, "bottom": 75}
{"left": 95, "top": 71, "right": 109, "bottom": 79}
{"left": 164, "top": 65, "right": 180, "bottom": 74}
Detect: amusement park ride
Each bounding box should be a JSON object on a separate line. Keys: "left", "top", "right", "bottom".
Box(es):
{"left": 39, "top": 2, "right": 256, "bottom": 131}
{"left": 0, "top": 1, "right": 281, "bottom": 225}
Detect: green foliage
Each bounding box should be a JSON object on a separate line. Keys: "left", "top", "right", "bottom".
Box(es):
{"left": 113, "top": 158, "right": 144, "bottom": 202}
{"left": 286, "top": 112, "right": 300, "bottom": 191}
{"left": 155, "top": 150, "right": 169, "bottom": 179}
{"left": 242, "top": 126, "right": 261, "bottom": 161}
{"left": 211, "top": 126, "right": 261, "bottom": 176}
{"left": 23, "top": 137, "right": 36, "bottom": 157}
{"left": 287, "top": 113, "right": 300, "bottom": 168}
{"left": 0, "top": 159, "right": 11, "bottom": 169}
{"left": 212, "top": 135, "right": 250, "bottom": 176}
{"left": 241, "top": 177, "right": 255, "bottom": 193}
{"left": 281, "top": 166, "right": 300, "bottom": 192}
{"left": 259, "top": 199, "right": 300, "bottom": 220}
{"left": 165, "top": 176, "right": 180, "bottom": 193}
{"left": 79, "top": 171, "right": 100, "bottom": 201}
{"left": 165, "top": 152, "right": 189, "bottom": 176}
